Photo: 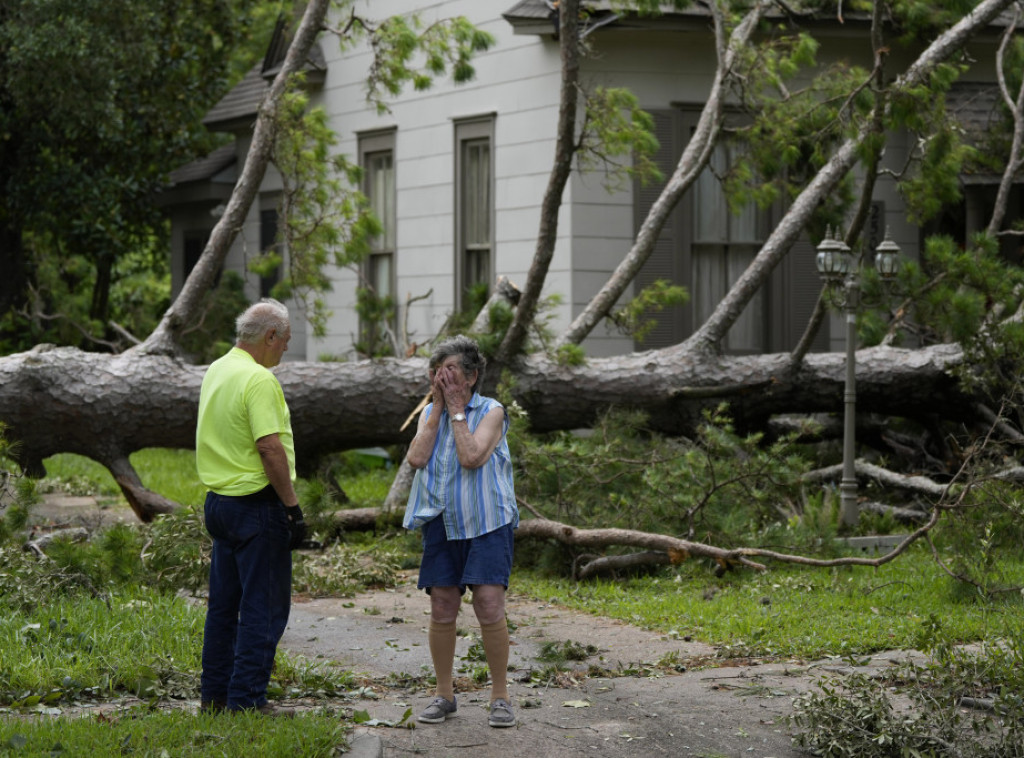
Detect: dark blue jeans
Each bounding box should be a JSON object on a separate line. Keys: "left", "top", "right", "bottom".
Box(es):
{"left": 200, "top": 488, "right": 292, "bottom": 710}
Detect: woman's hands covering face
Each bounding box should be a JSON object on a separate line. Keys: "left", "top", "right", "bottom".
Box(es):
{"left": 430, "top": 363, "right": 471, "bottom": 413}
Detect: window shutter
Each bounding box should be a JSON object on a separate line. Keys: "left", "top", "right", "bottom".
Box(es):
{"left": 634, "top": 110, "right": 682, "bottom": 350}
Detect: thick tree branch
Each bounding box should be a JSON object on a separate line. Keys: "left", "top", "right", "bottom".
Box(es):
{"left": 497, "top": 0, "right": 580, "bottom": 362}
{"left": 136, "top": 0, "right": 331, "bottom": 357}
{"left": 685, "top": 0, "right": 1018, "bottom": 354}
{"left": 790, "top": 289, "right": 828, "bottom": 364}
{"left": 986, "top": 7, "right": 1024, "bottom": 236}
{"left": 516, "top": 505, "right": 941, "bottom": 576}
{"left": 557, "top": 0, "right": 769, "bottom": 348}
{"left": 802, "top": 460, "right": 949, "bottom": 499}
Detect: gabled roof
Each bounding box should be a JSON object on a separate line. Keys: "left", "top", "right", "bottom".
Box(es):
{"left": 503, "top": 0, "right": 710, "bottom": 35}
{"left": 947, "top": 81, "right": 1002, "bottom": 145}
{"left": 167, "top": 142, "right": 237, "bottom": 187}
{"left": 202, "top": 64, "right": 268, "bottom": 131}
{"left": 946, "top": 81, "right": 1017, "bottom": 185}
{"left": 202, "top": 16, "right": 327, "bottom": 133}
{"left": 157, "top": 142, "right": 237, "bottom": 208}
{"left": 503, "top": 0, "right": 1016, "bottom": 36}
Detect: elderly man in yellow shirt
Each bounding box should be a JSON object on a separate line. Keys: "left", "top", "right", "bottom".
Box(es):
{"left": 195, "top": 298, "right": 305, "bottom": 716}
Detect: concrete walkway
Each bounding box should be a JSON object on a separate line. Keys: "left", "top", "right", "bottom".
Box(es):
{"left": 279, "top": 576, "right": 922, "bottom": 757}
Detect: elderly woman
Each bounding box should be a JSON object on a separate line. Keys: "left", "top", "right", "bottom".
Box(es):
{"left": 403, "top": 335, "right": 519, "bottom": 728}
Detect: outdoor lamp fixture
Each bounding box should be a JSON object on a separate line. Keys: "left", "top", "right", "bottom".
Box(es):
{"left": 815, "top": 225, "right": 902, "bottom": 526}
{"left": 814, "top": 225, "right": 851, "bottom": 282}
{"left": 873, "top": 229, "right": 901, "bottom": 280}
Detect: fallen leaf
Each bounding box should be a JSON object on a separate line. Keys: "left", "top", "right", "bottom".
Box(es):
{"left": 562, "top": 700, "right": 591, "bottom": 708}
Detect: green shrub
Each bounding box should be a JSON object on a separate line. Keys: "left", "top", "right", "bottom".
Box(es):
{"left": 141, "top": 506, "right": 211, "bottom": 593}
{"left": 515, "top": 404, "right": 813, "bottom": 546}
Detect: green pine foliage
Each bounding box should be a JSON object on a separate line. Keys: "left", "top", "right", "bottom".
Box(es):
{"left": 887, "top": 233, "right": 1024, "bottom": 399}
{"left": 729, "top": 28, "right": 864, "bottom": 225}
{"left": 609, "top": 279, "right": 689, "bottom": 343}
{"left": 354, "top": 287, "right": 397, "bottom": 358}
{"left": 0, "top": 0, "right": 269, "bottom": 353}
{"left": 352, "top": 15, "right": 495, "bottom": 113}
{"left": 272, "top": 83, "right": 379, "bottom": 340}
{"left": 579, "top": 86, "right": 663, "bottom": 191}
{"left": 514, "top": 404, "right": 812, "bottom": 546}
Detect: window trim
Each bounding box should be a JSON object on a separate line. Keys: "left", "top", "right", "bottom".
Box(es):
{"left": 357, "top": 128, "right": 397, "bottom": 348}
{"left": 259, "top": 193, "right": 283, "bottom": 299}
{"left": 454, "top": 115, "right": 495, "bottom": 313}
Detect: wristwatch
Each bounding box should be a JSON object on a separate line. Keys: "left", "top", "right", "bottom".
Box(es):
{"left": 452, "top": 412, "right": 467, "bottom": 422}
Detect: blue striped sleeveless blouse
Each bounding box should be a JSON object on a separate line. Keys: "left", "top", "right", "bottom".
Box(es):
{"left": 403, "top": 393, "right": 519, "bottom": 539}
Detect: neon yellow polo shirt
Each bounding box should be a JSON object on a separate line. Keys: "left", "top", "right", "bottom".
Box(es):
{"left": 196, "top": 347, "right": 295, "bottom": 496}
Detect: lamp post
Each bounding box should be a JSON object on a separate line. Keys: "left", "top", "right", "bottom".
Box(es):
{"left": 816, "top": 226, "right": 901, "bottom": 526}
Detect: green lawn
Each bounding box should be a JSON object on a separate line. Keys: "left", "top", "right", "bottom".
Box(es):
{"left": 514, "top": 546, "right": 1024, "bottom": 660}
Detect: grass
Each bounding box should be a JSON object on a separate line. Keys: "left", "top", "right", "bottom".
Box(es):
{"left": 20, "top": 447, "right": 1024, "bottom": 754}
{"left": 514, "top": 546, "right": 1024, "bottom": 661}
{"left": 40, "top": 449, "right": 206, "bottom": 506}
{"left": 0, "top": 585, "right": 357, "bottom": 707}
{"left": 0, "top": 709, "right": 348, "bottom": 756}
{"left": 335, "top": 465, "right": 393, "bottom": 507}
{"left": 0, "top": 587, "right": 202, "bottom": 702}
{"left": 40, "top": 448, "right": 393, "bottom": 510}
{"left": 35, "top": 449, "right": 1024, "bottom": 665}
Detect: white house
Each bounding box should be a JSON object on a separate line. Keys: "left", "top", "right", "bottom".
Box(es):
{"left": 160, "top": 0, "right": 1017, "bottom": 361}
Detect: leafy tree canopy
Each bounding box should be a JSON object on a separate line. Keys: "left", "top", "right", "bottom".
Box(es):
{"left": 0, "top": 0, "right": 279, "bottom": 353}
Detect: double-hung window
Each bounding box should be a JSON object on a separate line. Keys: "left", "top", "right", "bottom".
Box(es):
{"left": 259, "top": 195, "right": 282, "bottom": 298}
{"left": 455, "top": 117, "right": 494, "bottom": 312}
{"left": 636, "top": 108, "right": 823, "bottom": 354}
{"left": 358, "top": 130, "right": 397, "bottom": 348}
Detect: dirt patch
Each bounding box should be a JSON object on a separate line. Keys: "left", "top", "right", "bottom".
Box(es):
{"left": 27, "top": 494, "right": 136, "bottom": 530}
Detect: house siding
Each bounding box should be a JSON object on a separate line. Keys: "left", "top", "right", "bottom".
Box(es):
{"left": 302, "top": 0, "right": 567, "bottom": 359}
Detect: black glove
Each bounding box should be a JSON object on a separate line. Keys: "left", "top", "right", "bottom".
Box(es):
{"left": 285, "top": 505, "right": 307, "bottom": 551}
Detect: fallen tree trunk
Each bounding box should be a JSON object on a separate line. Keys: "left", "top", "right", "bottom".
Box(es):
{"left": 0, "top": 341, "right": 974, "bottom": 520}
{"left": 328, "top": 507, "right": 403, "bottom": 531}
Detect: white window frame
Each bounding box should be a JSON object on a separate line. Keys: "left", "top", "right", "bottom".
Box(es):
{"left": 454, "top": 116, "right": 495, "bottom": 312}
{"left": 358, "top": 129, "right": 397, "bottom": 345}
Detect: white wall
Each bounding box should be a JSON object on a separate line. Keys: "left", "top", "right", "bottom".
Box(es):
{"left": 301, "top": 0, "right": 566, "bottom": 361}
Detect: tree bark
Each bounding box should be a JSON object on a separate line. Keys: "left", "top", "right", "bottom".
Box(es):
{"left": 802, "top": 460, "right": 950, "bottom": 499}
{"left": 515, "top": 507, "right": 941, "bottom": 574}
{"left": 0, "top": 338, "right": 974, "bottom": 520}
{"left": 497, "top": 0, "right": 581, "bottom": 361}
{"left": 137, "top": 0, "right": 331, "bottom": 357}
{"left": 558, "top": 0, "right": 769, "bottom": 348}
{"left": 986, "top": 7, "right": 1024, "bottom": 237}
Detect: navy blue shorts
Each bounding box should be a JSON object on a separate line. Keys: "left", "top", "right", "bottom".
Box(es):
{"left": 417, "top": 517, "right": 515, "bottom": 595}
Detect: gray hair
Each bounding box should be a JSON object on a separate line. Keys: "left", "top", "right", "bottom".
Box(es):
{"left": 429, "top": 334, "right": 486, "bottom": 393}
{"left": 236, "top": 298, "right": 290, "bottom": 345}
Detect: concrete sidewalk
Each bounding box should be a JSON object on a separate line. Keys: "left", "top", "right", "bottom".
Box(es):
{"left": 279, "top": 577, "right": 917, "bottom": 757}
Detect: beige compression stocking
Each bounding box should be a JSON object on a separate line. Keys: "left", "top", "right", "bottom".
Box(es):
{"left": 429, "top": 620, "right": 458, "bottom": 700}
{"left": 480, "top": 619, "right": 510, "bottom": 702}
